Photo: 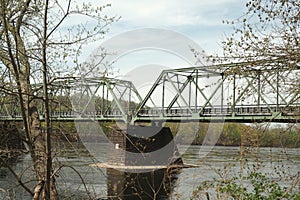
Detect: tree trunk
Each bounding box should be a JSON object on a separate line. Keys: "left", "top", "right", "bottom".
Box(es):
{"left": 0, "top": 2, "right": 58, "bottom": 197}
{"left": 19, "top": 74, "right": 58, "bottom": 199}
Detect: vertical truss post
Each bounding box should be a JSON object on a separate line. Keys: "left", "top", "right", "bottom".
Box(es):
{"left": 106, "top": 85, "right": 109, "bottom": 111}
{"left": 188, "top": 76, "right": 192, "bottom": 108}
{"left": 276, "top": 70, "right": 279, "bottom": 112}
{"left": 162, "top": 74, "right": 165, "bottom": 116}
{"left": 195, "top": 70, "right": 198, "bottom": 111}
{"left": 221, "top": 73, "right": 224, "bottom": 114}
{"left": 232, "top": 74, "right": 236, "bottom": 116}
{"left": 129, "top": 84, "right": 132, "bottom": 112}
{"left": 102, "top": 84, "right": 105, "bottom": 115}
{"left": 257, "top": 70, "right": 261, "bottom": 109}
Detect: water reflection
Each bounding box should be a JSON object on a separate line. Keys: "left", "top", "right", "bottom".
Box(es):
{"left": 107, "top": 167, "right": 180, "bottom": 200}
{"left": 1, "top": 143, "right": 299, "bottom": 199}
{"left": 0, "top": 153, "right": 34, "bottom": 199}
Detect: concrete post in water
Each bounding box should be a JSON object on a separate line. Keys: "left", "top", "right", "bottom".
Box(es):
{"left": 108, "top": 123, "right": 182, "bottom": 167}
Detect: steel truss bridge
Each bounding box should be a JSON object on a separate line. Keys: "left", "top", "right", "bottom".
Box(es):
{"left": 1, "top": 63, "right": 300, "bottom": 124}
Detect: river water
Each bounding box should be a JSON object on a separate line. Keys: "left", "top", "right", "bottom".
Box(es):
{"left": 0, "top": 141, "right": 299, "bottom": 199}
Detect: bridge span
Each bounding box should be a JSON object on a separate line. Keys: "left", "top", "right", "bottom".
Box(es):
{"left": 1, "top": 63, "right": 300, "bottom": 123}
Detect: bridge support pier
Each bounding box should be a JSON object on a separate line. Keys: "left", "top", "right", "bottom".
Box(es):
{"left": 108, "top": 124, "right": 182, "bottom": 167}
{"left": 0, "top": 122, "right": 25, "bottom": 153}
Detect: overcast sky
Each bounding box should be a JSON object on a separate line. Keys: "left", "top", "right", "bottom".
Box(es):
{"left": 83, "top": 0, "right": 247, "bottom": 74}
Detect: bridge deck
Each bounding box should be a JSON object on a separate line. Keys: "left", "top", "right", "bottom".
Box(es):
{"left": 1, "top": 105, "right": 299, "bottom": 123}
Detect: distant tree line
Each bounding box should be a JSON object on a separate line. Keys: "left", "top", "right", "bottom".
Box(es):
{"left": 168, "top": 122, "right": 300, "bottom": 148}
{"left": 47, "top": 121, "right": 300, "bottom": 148}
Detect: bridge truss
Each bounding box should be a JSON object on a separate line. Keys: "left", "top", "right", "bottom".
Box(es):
{"left": 0, "top": 63, "right": 300, "bottom": 123}
{"left": 133, "top": 64, "right": 300, "bottom": 123}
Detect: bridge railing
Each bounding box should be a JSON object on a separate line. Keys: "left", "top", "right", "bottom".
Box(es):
{"left": 136, "top": 104, "right": 300, "bottom": 117}
{"left": 49, "top": 110, "right": 125, "bottom": 118}
{"left": 1, "top": 104, "right": 299, "bottom": 122}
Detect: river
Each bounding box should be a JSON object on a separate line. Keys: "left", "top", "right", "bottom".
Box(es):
{"left": 0, "top": 141, "right": 299, "bottom": 199}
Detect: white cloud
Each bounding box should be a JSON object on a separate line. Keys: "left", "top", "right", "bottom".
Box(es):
{"left": 104, "top": 0, "right": 243, "bottom": 27}
{"left": 79, "top": 0, "right": 246, "bottom": 72}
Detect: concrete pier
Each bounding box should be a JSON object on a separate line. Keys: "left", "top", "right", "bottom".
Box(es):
{"left": 108, "top": 124, "right": 182, "bottom": 167}
{"left": 0, "top": 123, "right": 24, "bottom": 151}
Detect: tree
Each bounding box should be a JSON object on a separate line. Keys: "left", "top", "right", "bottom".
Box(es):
{"left": 193, "top": 1, "right": 300, "bottom": 198}
{"left": 221, "top": 0, "right": 299, "bottom": 67}
{"left": 219, "top": 0, "right": 300, "bottom": 131}
{"left": 219, "top": 0, "right": 300, "bottom": 96}
{"left": 0, "top": 0, "right": 116, "bottom": 198}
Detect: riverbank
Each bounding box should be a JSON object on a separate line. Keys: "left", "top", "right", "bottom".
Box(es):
{"left": 1, "top": 121, "right": 299, "bottom": 153}
{"left": 168, "top": 122, "right": 300, "bottom": 148}
{"left": 51, "top": 122, "right": 300, "bottom": 148}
